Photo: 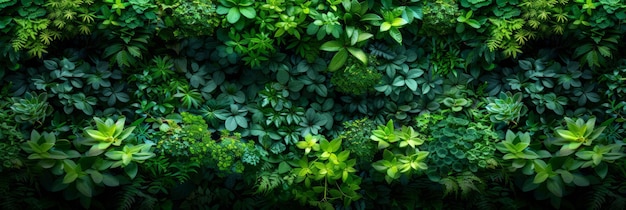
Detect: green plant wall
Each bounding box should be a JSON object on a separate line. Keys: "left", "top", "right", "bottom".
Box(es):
{"left": 1, "top": 0, "right": 626, "bottom": 209}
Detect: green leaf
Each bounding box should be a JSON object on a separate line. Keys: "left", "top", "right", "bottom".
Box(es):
{"left": 329, "top": 138, "right": 342, "bottom": 153}
{"left": 391, "top": 18, "right": 408, "bottom": 27}
{"left": 595, "top": 163, "right": 608, "bottom": 179}
{"left": 466, "top": 19, "right": 481, "bottom": 29}
{"left": 372, "top": 161, "right": 388, "bottom": 171}
{"left": 239, "top": 6, "right": 256, "bottom": 19}
{"left": 76, "top": 178, "right": 93, "bottom": 197}
{"left": 357, "top": 33, "right": 373, "bottom": 42}
{"left": 559, "top": 170, "right": 573, "bottom": 183}
{"left": 277, "top": 69, "right": 290, "bottom": 84}
{"left": 278, "top": 161, "right": 292, "bottom": 174}
{"left": 89, "top": 170, "right": 103, "bottom": 184}
{"left": 124, "top": 162, "right": 138, "bottom": 179}
{"left": 102, "top": 174, "right": 120, "bottom": 187}
{"left": 227, "top": 7, "right": 241, "bottom": 23}
{"left": 546, "top": 179, "right": 563, "bottom": 197}
{"left": 225, "top": 117, "right": 238, "bottom": 131}
{"left": 533, "top": 172, "right": 549, "bottom": 184}
{"left": 405, "top": 79, "right": 417, "bottom": 91}
{"left": 346, "top": 47, "right": 367, "bottom": 65}
{"left": 556, "top": 130, "right": 577, "bottom": 141}
{"left": 320, "top": 41, "right": 343, "bottom": 52}
{"left": 380, "top": 22, "right": 391, "bottom": 32}
{"left": 387, "top": 166, "right": 398, "bottom": 178}
{"left": 86, "top": 130, "right": 108, "bottom": 142}
{"left": 328, "top": 49, "right": 349, "bottom": 71}
{"left": 361, "top": 13, "right": 382, "bottom": 22}
{"left": 0, "top": 17, "right": 12, "bottom": 29}
{"left": 389, "top": 27, "right": 402, "bottom": 44}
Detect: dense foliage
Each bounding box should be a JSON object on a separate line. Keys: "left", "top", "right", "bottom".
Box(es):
{"left": 2, "top": 0, "right": 626, "bottom": 209}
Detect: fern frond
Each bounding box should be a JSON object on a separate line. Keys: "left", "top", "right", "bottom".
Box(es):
{"left": 502, "top": 41, "right": 522, "bottom": 58}
{"left": 588, "top": 183, "right": 610, "bottom": 210}
{"left": 537, "top": 10, "right": 550, "bottom": 21}
{"left": 554, "top": 13, "right": 568, "bottom": 23}
{"left": 514, "top": 33, "right": 528, "bottom": 45}
{"left": 27, "top": 42, "right": 48, "bottom": 58}
{"left": 439, "top": 177, "right": 459, "bottom": 197}
{"left": 116, "top": 184, "right": 140, "bottom": 210}
{"left": 79, "top": 12, "right": 96, "bottom": 23}
{"left": 11, "top": 37, "right": 26, "bottom": 51}
{"left": 486, "top": 38, "right": 500, "bottom": 52}
{"left": 472, "top": 194, "right": 496, "bottom": 210}
{"left": 79, "top": 24, "right": 91, "bottom": 35}
{"left": 255, "top": 171, "right": 283, "bottom": 195}
{"left": 457, "top": 172, "right": 483, "bottom": 197}
{"left": 528, "top": 19, "right": 540, "bottom": 29}
{"left": 63, "top": 10, "right": 77, "bottom": 20}
{"left": 138, "top": 196, "right": 158, "bottom": 210}
{"left": 39, "top": 31, "right": 54, "bottom": 45}
{"left": 53, "top": 19, "right": 66, "bottom": 29}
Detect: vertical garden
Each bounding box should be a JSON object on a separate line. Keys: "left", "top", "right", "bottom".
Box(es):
{"left": 1, "top": 0, "right": 626, "bottom": 209}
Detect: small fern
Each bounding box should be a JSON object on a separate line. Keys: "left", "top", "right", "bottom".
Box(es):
{"left": 588, "top": 182, "right": 609, "bottom": 210}
{"left": 439, "top": 172, "right": 484, "bottom": 198}
{"left": 254, "top": 171, "right": 284, "bottom": 195}
{"left": 116, "top": 182, "right": 146, "bottom": 210}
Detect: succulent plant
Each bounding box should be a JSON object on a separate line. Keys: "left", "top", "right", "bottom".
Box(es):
{"left": 10, "top": 92, "right": 53, "bottom": 124}
{"left": 485, "top": 92, "right": 528, "bottom": 124}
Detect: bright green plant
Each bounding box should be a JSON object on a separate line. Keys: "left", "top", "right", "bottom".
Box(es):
{"left": 370, "top": 120, "right": 430, "bottom": 183}
{"left": 216, "top": 0, "right": 256, "bottom": 28}
{"left": 104, "top": 143, "right": 155, "bottom": 178}
{"left": 291, "top": 135, "right": 361, "bottom": 208}
{"left": 307, "top": 10, "right": 342, "bottom": 40}
{"left": 20, "top": 116, "right": 154, "bottom": 208}
{"left": 319, "top": 26, "right": 373, "bottom": 71}
{"left": 83, "top": 117, "right": 136, "bottom": 156}
{"left": 456, "top": 10, "right": 481, "bottom": 30}
{"left": 496, "top": 130, "right": 551, "bottom": 174}
{"left": 575, "top": 144, "right": 624, "bottom": 168}
{"left": 366, "top": 3, "right": 408, "bottom": 44}
{"left": 553, "top": 117, "right": 605, "bottom": 156}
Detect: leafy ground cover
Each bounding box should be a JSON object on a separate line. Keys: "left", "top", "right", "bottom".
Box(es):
{"left": 1, "top": 0, "right": 626, "bottom": 209}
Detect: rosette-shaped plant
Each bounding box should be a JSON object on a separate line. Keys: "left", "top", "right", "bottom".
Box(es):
{"left": 486, "top": 92, "right": 528, "bottom": 124}
{"left": 83, "top": 117, "right": 135, "bottom": 156}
